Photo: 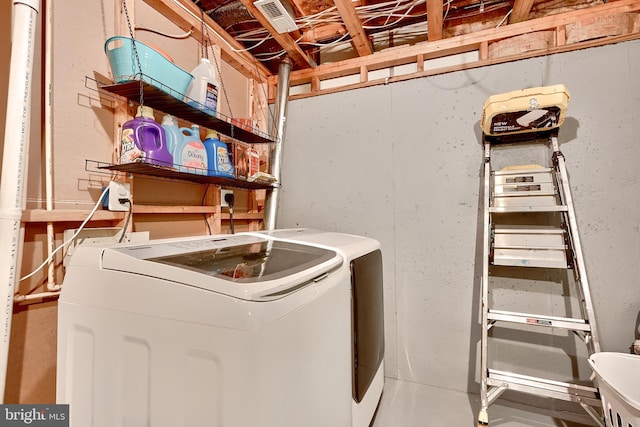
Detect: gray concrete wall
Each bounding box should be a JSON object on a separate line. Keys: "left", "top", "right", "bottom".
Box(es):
{"left": 277, "top": 40, "right": 640, "bottom": 394}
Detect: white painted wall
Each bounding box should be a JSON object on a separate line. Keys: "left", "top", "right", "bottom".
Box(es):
{"left": 277, "top": 40, "right": 640, "bottom": 395}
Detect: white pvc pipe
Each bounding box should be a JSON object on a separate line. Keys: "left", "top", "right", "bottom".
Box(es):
{"left": 44, "top": 0, "right": 59, "bottom": 291}
{"left": 0, "top": 0, "right": 40, "bottom": 400}
{"left": 13, "top": 291, "right": 61, "bottom": 304}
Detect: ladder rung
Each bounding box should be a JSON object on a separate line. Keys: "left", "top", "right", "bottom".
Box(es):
{"left": 493, "top": 225, "right": 564, "bottom": 238}
{"left": 487, "top": 369, "right": 600, "bottom": 407}
{"left": 492, "top": 226, "right": 569, "bottom": 268}
{"left": 493, "top": 167, "right": 553, "bottom": 177}
{"left": 490, "top": 205, "right": 568, "bottom": 213}
{"left": 494, "top": 189, "right": 556, "bottom": 197}
{"left": 491, "top": 252, "right": 568, "bottom": 268}
{"left": 487, "top": 309, "right": 591, "bottom": 331}
{"left": 492, "top": 195, "right": 560, "bottom": 209}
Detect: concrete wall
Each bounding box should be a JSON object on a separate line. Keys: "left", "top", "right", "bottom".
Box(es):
{"left": 277, "top": 40, "right": 640, "bottom": 395}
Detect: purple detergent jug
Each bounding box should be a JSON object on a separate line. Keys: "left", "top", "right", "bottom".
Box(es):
{"left": 120, "top": 106, "right": 173, "bottom": 167}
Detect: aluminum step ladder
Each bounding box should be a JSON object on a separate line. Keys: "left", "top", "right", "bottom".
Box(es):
{"left": 477, "top": 131, "right": 603, "bottom": 427}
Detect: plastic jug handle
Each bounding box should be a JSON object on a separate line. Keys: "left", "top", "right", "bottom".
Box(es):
{"left": 135, "top": 125, "right": 162, "bottom": 150}
{"left": 180, "top": 127, "right": 194, "bottom": 137}
{"left": 104, "top": 36, "right": 126, "bottom": 54}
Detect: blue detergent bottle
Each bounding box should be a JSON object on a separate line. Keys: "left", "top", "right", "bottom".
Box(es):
{"left": 174, "top": 124, "right": 207, "bottom": 175}
{"left": 203, "top": 130, "right": 234, "bottom": 177}
{"left": 120, "top": 106, "right": 173, "bottom": 167}
{"left": 161, "top": 114, "right": 182, "bottom": 156}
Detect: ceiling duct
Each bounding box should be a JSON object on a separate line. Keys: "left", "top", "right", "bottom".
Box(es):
{"left": 254, "top": 0, "right": 298, "bottom": 33}
{"left": 210, "top": 1, "right": 253, "bottom": 30}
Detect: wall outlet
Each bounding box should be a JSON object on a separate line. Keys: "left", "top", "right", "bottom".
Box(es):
{"left": 221, "top": 189, "right": 233, "bottom": 207}
{"left": 108, "top": 181, "right": 131, "bottom": 211}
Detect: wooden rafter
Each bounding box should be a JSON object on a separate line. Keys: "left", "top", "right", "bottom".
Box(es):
{"left": 237, "top": 0, "right": 317, "bottom": 69}
{"left": 273, "top": 0, "right": 640, "bottom": 96}
{"left": 143, "top": 0, "right": 274, "bottom": 80}
{"left": 333, "top": 0, "right": 373, "bottom": 55}
{"left": 299, "top": 23, "right": 347, "bottom": 43}
{"left": 510, "top": 0, "right": 536, "bottom": 23}
{"left": 427, "top": 0, "right": 443, "bottom": 41}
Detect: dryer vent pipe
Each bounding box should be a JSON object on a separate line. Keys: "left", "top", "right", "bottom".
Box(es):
{"left": 264, "top": 58, "right": 292, "bottom": 231}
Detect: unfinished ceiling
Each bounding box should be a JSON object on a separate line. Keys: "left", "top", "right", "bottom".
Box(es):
{"left": 145, "top": 0, "right": 640, "bottom": 98}
{"left": 191, "top": 0, "right": 618, "bottom": 72}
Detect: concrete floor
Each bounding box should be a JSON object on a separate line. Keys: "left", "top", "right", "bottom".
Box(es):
{"left": 371, "top": 378, "right": 599, "bottom": 427}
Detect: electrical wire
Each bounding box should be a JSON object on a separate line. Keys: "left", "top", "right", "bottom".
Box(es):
{"left": 20, "top": 185, "right": 111, "bottom": 282}
{"left": 495, "top": 8, "right": 512, "bottom": 28}
{"left": 201, "top": 184, "right": 213, "bottom": 235}
{"left": 254, "top": 49, "right": 289, "bottom": 62}
{"left": 134, "top": 26, "right": 194, "bottom": 39}
{"left": 118, "top": 199, "right": 133, "bottom": 243}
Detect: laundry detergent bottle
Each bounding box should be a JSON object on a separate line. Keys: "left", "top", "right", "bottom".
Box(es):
{"left": 174, "top": 124, "right": 207, "bottom": 175}
{"left": 161, "top": 114, "right": 182, "bottom": 156}
{"left": 185, "top": 58, "right": 219, "bottom": 117}
{"left": 203, "top": 130, "right": 234, "bottom": 177}
{"left": 120, "top": 106, "right": 173, "bottom": 167}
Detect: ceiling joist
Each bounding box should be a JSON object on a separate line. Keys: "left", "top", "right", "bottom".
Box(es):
{"left": 333, "top": 0, "right": 373, "bottom": 55}
{"left": 510, "top": 0, "right": 536, "bottom": 23}
{"left": 427, "top": 0, "right": 444, "bottom": 41}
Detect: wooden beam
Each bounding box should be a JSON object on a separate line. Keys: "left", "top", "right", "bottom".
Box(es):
{"left": 22, "top": 210, "right": 124, "bottom": 223}
{"left": 427, "top": 0, "right": 443, "bottom": 41}
{"left": 286, "top": 0, "right": 640, "bottom": 85}
{"left": 300, "top": 23, "right": 347, "bottom": 43}
{"left": 510, "top": 0, "right": 535, "bottom": 24}
{"left": 237, "top": 0, "right": 317, "bottom": 69}
{"left": 143, "top": 0, "right": 273, "bottom": 81}
{"left": 333, "top": 0, "right": 373, "bottom": 56}
{"left": 287, "top": 31, "right": 640, "bottom": 101}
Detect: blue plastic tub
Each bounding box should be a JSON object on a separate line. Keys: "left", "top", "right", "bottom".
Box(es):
{"left": 104, "top": 36, "right": 193, "bottom": 99}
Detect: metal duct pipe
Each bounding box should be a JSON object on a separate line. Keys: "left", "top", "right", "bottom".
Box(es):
{"left": 264, "top": 58, "right": 292, "bottom": 231}
{"left": 0, "top": 0, "right": 40, "bottom": 399}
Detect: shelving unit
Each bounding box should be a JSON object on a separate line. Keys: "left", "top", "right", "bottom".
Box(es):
{"left": 94, "top": 78, "right": 277, "bottom": 191}
{"left": 86, "top": 75, "right": 277, "bottom": 237}
{"left": 96, "top": 78, "right": 276, "bottom": 144}
{"left": 90, "top": 160, "right": 276, "bottom": 190}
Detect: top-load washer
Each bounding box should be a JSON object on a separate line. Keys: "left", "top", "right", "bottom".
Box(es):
{"left": 57, "top": 229, "right": 384, "bottom": 427}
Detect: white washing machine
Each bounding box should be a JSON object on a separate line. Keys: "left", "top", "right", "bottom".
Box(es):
{"left": 57, "top": 229, "right": 384, "bottom": 427}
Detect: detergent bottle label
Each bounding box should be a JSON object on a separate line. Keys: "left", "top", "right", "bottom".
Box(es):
{"left": 178, "top": 141, "right": 207, "bottom": 174}
{"left": 217, "top": 146, "right": 232, "bottom": 173}
{"left": 120, "top": 128, "right": 144, "bottom": 163}
{"left": 204, "top": 82, "right": 218, "bottom": 112}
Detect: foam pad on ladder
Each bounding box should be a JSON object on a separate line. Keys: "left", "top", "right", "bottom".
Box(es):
{"left": 482, "top": 85, "right": 570, "bottom": 136}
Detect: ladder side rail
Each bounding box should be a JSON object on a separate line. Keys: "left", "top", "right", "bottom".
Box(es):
{"left": 478, "top": 140, "right": 492, "bottom": 426}
{"left": 551, "top": 135, "right": 601, "bottom": 352}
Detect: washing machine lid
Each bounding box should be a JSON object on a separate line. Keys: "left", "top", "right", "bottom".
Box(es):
{"left": 100, "top": 234, "right": 342, "bottom": 301}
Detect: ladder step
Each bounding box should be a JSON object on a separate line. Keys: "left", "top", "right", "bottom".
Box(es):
{"left": 487, "top": 369, "right": 600, "bottom": 407}
{"left": 492, "top": 168, "right": 561, "bottom": 210}
{"left": 494, "top": 184, "right": 556, "bottom": 197}
{"left": 490, "top": 205, "right": 568, "bottom": 213}
{"left": 492, "top": 194, "right": 560, "bottom": 209}
{"left": 493, "top": 167, "right": 554, "bottom": 179}
{"left": 487, "top": 309, "right": 591, "bottom": 331}
{"left": 492, "top": 226, "right": 568, "bottom": 268}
